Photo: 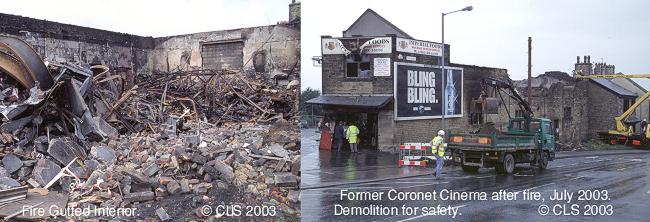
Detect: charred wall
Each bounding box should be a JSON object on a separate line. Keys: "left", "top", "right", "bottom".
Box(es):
{"left": 149, "top": 25, "right": 301, "bottom": 83}
{"left": 0, "top": 13, "right": 301, "bottom": 85}
{"left": 0, "top": 13, "right": 154, "bottom": 76}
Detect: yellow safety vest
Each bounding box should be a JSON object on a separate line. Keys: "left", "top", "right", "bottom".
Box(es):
{"left": 346, "top": 125, "right": 359, "bottom": 144}
{"left": 431, "top": 136, "right": 445, "bottom": 157}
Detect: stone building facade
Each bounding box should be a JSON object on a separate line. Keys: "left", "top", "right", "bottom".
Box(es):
{"left": 308, "top": 9, "right": 511, "bottom": 152}
{"left": 514, "top": 61, "right": 642, "bottom": 143}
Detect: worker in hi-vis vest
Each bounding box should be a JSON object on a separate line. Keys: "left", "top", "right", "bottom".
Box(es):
{"left": 431, "top": 130, "right": 446, "bottom": 179}
{"left": 346, "top": 122, "right": 360, "bottom": 153}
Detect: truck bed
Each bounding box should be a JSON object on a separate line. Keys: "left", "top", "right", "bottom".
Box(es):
{"left": 448, "top": 133, "right": 537, "bottom": 151}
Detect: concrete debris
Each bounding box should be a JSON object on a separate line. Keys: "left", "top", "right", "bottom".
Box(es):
{"left": 47, "top": 137, "right": 87, "bottom": 166}
{"left": 287, "top": 190, "right": 300, "bottom": 203}
{"left": 274, "top": 172, "right": 298, "bottom": 187}
{"left": 180, "top": 179, "right": 190, "bottom": 194}
{"left": 124, "top": 191, "right": 155, "bottom": 203}
{"left": 1, "top": 154, "right": 22, "bottom": 174}
{"left": 31, "top": 159, "right": 61, "bottom": 187}
{"left": 0, "top": 177, "right": 20, "bottom": 189}
{"left": 213, "top": 160, "right": 235, "bottom": 182}
{"left": 0, "top": 167, "right": 7, "bottom": 178}
{"left": 89, "top": 146, "right": 116, "bottom": 166}
{"left": 143, "top": 163, "right": 160, "bottom": 177}
{"left": 268, "top": 143, "right": 290, "bottom": 158}
{"left": 166, "top": 180, "right": 181, "bottom": 195}
{"left": 156, "top": 207, "right": 171, "bottom": 221}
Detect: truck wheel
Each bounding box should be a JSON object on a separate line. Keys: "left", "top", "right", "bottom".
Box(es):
{"left": 501, "top": 154, "right": 515, "bottom": 174}
{"left": 539, "top": 152, "right": 548, "bottom": 170}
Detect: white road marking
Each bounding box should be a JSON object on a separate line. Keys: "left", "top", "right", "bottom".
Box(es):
{"left": 585, "top": 156, "right": 599, "bottom": 159}
{"left": 513, "top": 173, "right": 535, "bottom": 177}
{"left": 570, "top": 176, "right": 585, "bottom": 181}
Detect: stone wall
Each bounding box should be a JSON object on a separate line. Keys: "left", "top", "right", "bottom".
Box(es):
{"left": 516, "top": 72, "right": 633, "bottom": 142}
{"left": 0, "top": 12, "right": 300, "bottom": 82}
{"left": 516, "top": 72, "right": 589, "bottom": 143}
{"left": 585, "top": 80, "right": 626, "bottom": 138}
{"left": 321, "top": 36, "right": 448, "bottom": 95}
{"left": 150, "top": 25, "right": 300, "bottom": 78}
{"left": 0, "top": 13, "right": 153, "bottom": 76}
{"left": 611, "top": 78, "right": 649, "bottom": 121}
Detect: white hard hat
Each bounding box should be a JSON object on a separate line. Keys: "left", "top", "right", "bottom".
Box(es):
{"left": 437, "top": 130, "right": 445, "bottom": 136}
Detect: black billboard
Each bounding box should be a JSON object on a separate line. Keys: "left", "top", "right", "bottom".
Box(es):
{"left": 394, "top": 62, "right": 463, "bottom": 120}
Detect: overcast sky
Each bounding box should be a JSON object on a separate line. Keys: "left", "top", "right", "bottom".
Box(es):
{"left": 0, "top": 0, "right": 290, "bottom": 37}
{"left": 301, "top": 0, "right": 650, "bottom": 90}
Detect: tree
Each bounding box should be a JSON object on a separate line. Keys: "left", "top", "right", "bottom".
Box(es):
{"left": 300, "top": 87, "right": 322, "bottom": 126}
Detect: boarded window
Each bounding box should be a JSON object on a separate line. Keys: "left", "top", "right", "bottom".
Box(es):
{"left": 563, "top": 107, "right": 572, "bottom": 121}
{"left": 201, "top": 41, "right": 243, "bottom": 70}
{"left": 345, "top": 53, "right": 370, "bottom": 78}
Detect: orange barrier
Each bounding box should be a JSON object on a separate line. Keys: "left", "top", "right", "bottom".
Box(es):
{"left": 398, "top": 143, "right": 434, "bottom": 166}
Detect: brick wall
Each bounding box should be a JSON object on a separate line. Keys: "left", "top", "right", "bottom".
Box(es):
{"left": 200, "top": 41, "right": 244, "bottom": 70}
{"left": 321, "top": 36, "right": 448, "bottom": 95}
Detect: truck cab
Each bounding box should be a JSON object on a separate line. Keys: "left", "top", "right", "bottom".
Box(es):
{"left": 508, "top": 117, "right": 556, "bottom": 155}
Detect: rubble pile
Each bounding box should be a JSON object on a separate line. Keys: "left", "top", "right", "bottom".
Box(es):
{"left": 104, "top": 69, "right": 301, "bottom": 133}
{"left": 0, "top": 36, "right": 300, "bottom": 220}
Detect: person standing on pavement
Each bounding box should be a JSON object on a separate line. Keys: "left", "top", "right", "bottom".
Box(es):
{"left": 431, "top": 130, "right": 446, "bottom": 179}
{"left": 334, "top": 121, "right": 345, "bottom": 151}
{"left": 346, "top": 122, "right": 360, "bottom": 153}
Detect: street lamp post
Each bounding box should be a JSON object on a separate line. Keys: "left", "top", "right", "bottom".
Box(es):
{"left": 441, "top": 6, "right": 473, "bottom": 132}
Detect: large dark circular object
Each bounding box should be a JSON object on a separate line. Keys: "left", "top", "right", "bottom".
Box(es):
{"left": 0, "top": 36, "right": 53, "bottom": 90}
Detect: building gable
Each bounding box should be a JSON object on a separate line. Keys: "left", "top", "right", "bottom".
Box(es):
{"left": 343, "top": 9, "right": 412, "bottom": 38}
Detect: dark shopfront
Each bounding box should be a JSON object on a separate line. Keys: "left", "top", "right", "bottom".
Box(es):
{"left": 308, "top": 96, "right": 392, "bottom": 150}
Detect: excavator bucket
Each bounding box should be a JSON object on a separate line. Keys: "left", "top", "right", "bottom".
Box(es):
{"left": 483, "top": 97, "right": 500, "bottom": 114}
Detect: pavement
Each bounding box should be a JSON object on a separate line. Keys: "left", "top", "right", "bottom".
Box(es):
{"left": 301, "top": 129, "right": 650, "bottom": 222}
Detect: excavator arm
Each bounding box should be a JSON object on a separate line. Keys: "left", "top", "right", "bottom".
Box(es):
{"left": 481, "top": 77, "right": 534, "bottom": 120}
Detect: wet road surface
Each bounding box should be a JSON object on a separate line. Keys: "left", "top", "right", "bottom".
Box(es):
{"left": 301, "top": 129, "right": 650, "bottom": 222}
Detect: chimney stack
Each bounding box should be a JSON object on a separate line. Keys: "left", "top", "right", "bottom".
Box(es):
{"left": 577, "top": 56, "right": 580, "bottom": 63}
{"left": 289, "top": 0, "right": 301, "bottom": 22}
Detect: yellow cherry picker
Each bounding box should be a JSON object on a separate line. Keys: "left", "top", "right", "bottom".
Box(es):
{"left": 576, "top": 74, "right": 650, "bottom": 146}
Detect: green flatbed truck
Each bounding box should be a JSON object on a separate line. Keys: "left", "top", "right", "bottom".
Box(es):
{"left": 448, "top": 117, "right": 556, "bottom": 174}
